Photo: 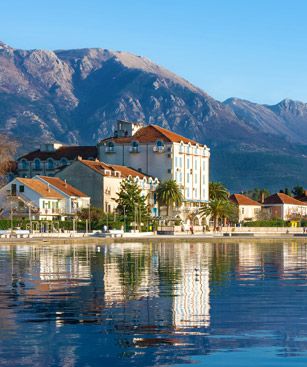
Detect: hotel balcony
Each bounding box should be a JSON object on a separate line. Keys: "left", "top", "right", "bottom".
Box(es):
{"left": 153, "top": 146, "right": 165, "bottom": 153}
{"left": 129, "top": 147, "right": 139, "bottom": 153}
{"left": 105, "top": 147, "right": 115, "bottom": 153}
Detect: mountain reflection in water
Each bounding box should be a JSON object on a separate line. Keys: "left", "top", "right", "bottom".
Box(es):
{"left": 1, "top": 241, "right": 307, "bottom": 366}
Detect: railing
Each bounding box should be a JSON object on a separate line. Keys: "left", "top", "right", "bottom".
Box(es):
{"left": 105, "top": 147, "right": 115, "bottom": 153}
{"left": 153, "top": 146, "right": 165, "bottom": 153}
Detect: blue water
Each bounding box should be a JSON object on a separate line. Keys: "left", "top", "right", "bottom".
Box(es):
{"left": 1, "top": 241, "right": 307, "bottom": 366}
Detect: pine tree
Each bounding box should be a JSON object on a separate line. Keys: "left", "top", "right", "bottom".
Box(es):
{"left": 115, "top": 179, "right": 150, "bottom": 229}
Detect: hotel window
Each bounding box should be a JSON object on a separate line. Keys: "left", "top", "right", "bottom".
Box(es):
{"left": 21, "top": 159, "right": 28, "bottom": 169}
{"left": 34, "top": 159, "right": 41, "bottom": 170}
{"left": 179, "top": 172, "right": 182, "bottom": 183}
{"left": 187, "top": 158, "right": 190, "bottom": 169}
{"left": 195, "top": 159, "right": 198, "bottom": 170}
{"left": 61, "top": 157, "right": 68, "bottom": 166}
{"left": 155, "top": 140, "right": 164, "bottom": 152}
{"left": 241, "top": 208, "right": 245, "bottom": 214}
{"left": 195, "top": 147, "right": 199, "bottom": 155}
{"left": 195, "top": 188, "right": 198, "bottom": 197}
{"left": 203, "top": 160, "right": 206, "bottom": 170}
{"left": 175, "top": 157, "right": 178, "bottom": 167}
{"left": 186, "top": 173, "right": 190, "bottom": 183}
{"left": 202, "top": 188, "right": 206, "bottom": 198}
{"left": 19, "top": 185, "right": 24, "bottom": 193}
{"left": 131, "top": 141, "right": 139, "bottom": 152}
{"left": 47, "top": 158, "right": 54, "bottom": 170}
{"left": 179, "top": 143, "right": 184, "bottom": 153}
{"left": 186, "top": 188, "right": 190, "bottom": 198}
{"left": 195, "top": 174, "right": 198, "bottom": 184}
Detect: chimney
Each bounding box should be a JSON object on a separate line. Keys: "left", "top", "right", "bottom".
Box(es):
{"left": 64, "top": 179, "right": 67, "bottom": 188}
{"left": 260, "top": 191, "right": 265, "bottom": 204}
{"left": 47, "top": 183, "right": 50, "bottom": 192}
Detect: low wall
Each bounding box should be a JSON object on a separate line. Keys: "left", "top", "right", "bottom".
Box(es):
{"left": 221, "top": 227, "right": 304, "bottom": 234}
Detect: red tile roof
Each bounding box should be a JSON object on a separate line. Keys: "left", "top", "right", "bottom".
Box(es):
{"left": 101, "top": 124, "right": 201, "bottom": 146}
{"left": 17, "top": 178, "right": 64, "bottom": 199}
{"left": 38, "top": 176, "right": 88, "bottom": 197}
{"left": 264, "top": 193, "right": 307, "bottom": 206}
{"left": 18, "top": 146, "right": 97, "bottom": 161}
{"left": 79, "top": 159, "right": 150, "bottom": 179}
{"left": 229, "top": 194, "right": 261, "bottom": 206}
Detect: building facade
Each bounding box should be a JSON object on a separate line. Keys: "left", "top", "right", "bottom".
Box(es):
{"left": 98, "top": 121, "right": 210, "bottom": 220}
{"left": 0, "top": 176, "right": 90, "bottom": 220}
{"left": 263, "top": 193, "right": 307, "bottom": 220}
{"left": 56, "top": 158, "right": 159, "bottom": 214}
{"left": 17, "top": 143, "right": 97, "bottom": 178}
{"left": 229, "top": 194, "right": 262, "bottom": 222}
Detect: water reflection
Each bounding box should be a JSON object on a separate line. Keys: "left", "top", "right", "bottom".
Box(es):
{"left": 1, "top": 241, "right": 307, "bottom": 366}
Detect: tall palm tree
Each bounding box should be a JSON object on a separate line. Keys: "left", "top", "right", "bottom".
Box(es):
{"left": 156, "top": 179, "right": 183, "bottom": 217}
{"left": 199, "top": 199, "right": 236, "bottom": 230}
{"left": 209, "top": 182, "right": 229, "bottom": 200}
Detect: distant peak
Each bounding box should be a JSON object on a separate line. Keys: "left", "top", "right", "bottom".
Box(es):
{"left": 0, "top": 41, "right": 11, "bottom": 49}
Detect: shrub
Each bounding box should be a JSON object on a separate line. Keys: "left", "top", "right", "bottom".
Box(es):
{"left": 243, "top": 219, "right": 291, "bottom": 227}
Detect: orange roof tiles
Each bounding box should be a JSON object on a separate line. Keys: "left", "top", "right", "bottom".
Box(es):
{"left": 229, "top": 194, "right": 261, "bottom": 206}
{"left": 264, "top": 193, "right": 307, "bottom": 206}
{"left": 79, "top": 159, "right": 149, "bottom": 179}
{"left": 17, "top": 178, "right": 63, "bottom": 199}
{"left": 39, "top": 176, "right": 88, "bottom": 197}
{"left": 101, "top": 124, "right": 201, "bottom": 146}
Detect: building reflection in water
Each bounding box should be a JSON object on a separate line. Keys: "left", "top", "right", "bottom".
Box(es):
{"left": 172, "top": 243, "right": 211, "bottom": 329}
{"left": 3, "top": 241, "right": 307, "bottom": 366}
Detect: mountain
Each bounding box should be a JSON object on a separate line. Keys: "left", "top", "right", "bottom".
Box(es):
{"left": 0, "top": 41, "right": 306, "bottom": 192}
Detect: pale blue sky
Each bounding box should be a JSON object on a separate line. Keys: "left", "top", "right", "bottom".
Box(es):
{"left": 1, "top": 0, "right": 307, "bottom": 104}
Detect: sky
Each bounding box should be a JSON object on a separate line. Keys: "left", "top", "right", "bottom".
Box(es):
{"left": 1, "top": 0, "right": 307, "bottom": 104}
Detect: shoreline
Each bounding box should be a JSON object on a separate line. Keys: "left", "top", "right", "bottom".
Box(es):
{"left": 0, "top": 233, "right": 307, "bottom": 246}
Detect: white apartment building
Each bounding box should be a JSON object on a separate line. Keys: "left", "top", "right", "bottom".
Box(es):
{"left": 35, "top": 176, "right": 90, "bottom": 215}
{"left": 0, "top": 176, "right": 90, "bottom": 220}
{"left": 0, "top": 177, "right": 65, "bottom": 220}
{"left": 56, "top": 158, "right": 159, "bottom": 215}
{"left": 98, "top": 121, "right": 210, "bottom": 220}
{"left": 229, "top": 194, "right": 262, "bottom": 222}
{"left": 263, "top": 193, "right": 307, "bottom": 220}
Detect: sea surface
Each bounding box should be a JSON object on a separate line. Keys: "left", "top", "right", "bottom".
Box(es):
{"left": 1, "top": 240, "right": 307, "bottom": 366}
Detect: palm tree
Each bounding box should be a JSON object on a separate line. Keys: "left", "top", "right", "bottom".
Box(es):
{"left": 156, "top": 179, "right": 183, "bottom": 217}
{"left": 199, "top": 199, "right": 236, "bottom": 230}
{"left": 209, "top": 182, "right": 229, "bottom": 200}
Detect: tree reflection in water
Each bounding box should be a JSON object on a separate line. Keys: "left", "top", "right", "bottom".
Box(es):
{"left": 1, "top": 241, "right": 307, "bottom": 366}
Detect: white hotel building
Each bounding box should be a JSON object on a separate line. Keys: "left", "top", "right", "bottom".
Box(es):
{"left": 98, "top": 121, "right": 210, "bottom": 220}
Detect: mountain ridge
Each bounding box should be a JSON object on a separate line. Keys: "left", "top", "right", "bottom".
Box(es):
{"left": 0, "top": 41, "right": 306, "bottom": 191}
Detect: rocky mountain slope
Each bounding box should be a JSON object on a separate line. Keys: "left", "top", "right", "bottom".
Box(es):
{"left": 0, "top": 41, "right": 306, "bottom": 191}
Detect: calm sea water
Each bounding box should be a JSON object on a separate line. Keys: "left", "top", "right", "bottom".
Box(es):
{"left": 1, "top": 240, "right": 307, "bottom": 366}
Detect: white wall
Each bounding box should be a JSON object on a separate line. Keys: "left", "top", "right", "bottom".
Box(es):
{"left": 238, "top": 205, "right": 261, "bottom": 222}
{"left": 99, "top": 141, "right": 210, "bottom": 204}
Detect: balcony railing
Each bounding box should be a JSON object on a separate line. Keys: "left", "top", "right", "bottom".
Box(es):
{"left": 129, "top": 147, "right": 139, "bottom": 153}
{"left": 105, "top": 147, "right": 115, "bottom": 153}
{"left": 153, "top": 146, "right": 165, "bottom": 153}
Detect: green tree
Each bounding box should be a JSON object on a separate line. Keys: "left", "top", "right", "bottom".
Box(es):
{"left": 115, "top": 179, "right": 150, "bottom": 229}
{"left": 209, "top": 182, "right": 229, "bottom": 200}
{"left": 243, "top": 188, "right": 270, "bottom": 201}
{"left": 292, "top": 186, "right": 305, "bottom": 198}
{"left": 199, "top": 199, "right": 237, "bottom": 230}
{"left": 156, "top": 179, "right": 183, "bottom": 217}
